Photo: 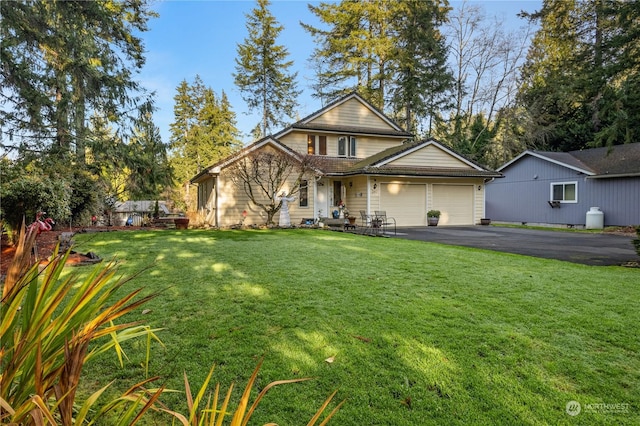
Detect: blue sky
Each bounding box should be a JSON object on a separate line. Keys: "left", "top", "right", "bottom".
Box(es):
{"left": 138, "top": 0, "right": 541, "bottom": 145}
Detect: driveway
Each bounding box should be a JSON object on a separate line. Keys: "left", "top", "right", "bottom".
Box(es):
{"left": 392, "top": 226, "right": 638, "bottom": 266}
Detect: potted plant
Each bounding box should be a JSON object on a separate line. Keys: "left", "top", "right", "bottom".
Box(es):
{"left": 427, "top": 210, "right": 441, "bottom": 226}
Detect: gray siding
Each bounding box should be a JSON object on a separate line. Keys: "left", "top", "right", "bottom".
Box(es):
{"left": 486, "top": 156, "right": 640, "bottom": 226}
{"left": 582, "top": 177, "right": 640, "bottom": 225}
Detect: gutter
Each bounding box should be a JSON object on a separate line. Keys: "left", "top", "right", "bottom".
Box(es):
{"left": 586, "top": 172, "right": 640, "bottom": 179}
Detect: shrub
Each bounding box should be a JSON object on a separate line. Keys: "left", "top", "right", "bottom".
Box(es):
{"left": 633, "top": 226, "right": 640, "bottom": 257}
{"left": 0, "top": 223, "right": 161, "bottom": 424}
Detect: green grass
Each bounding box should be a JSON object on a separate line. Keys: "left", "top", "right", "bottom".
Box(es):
{"left": 72, "top": 229, "right": 639, "bottom": 425}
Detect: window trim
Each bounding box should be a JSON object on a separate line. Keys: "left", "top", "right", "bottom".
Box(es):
{"left": 337, "top": 135, "right": 356, "bottom": 157}
{"left": 307, "top": 134, "right": 327, "bottom": 155}
{"left": 550, "top": 181, "right": 578, "bottom": 203}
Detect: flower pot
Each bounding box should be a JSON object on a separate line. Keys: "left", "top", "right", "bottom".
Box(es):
{"left": 480, "top": 218, "right": 491, "bottom": 226}
{"left": 174, "top": 218, "right": 190, "bottom": 230}
{"left": 428, "top": 217, "right": 439, "bottom": 226}
{"left": 348, "top": 216, "right": 357, "bottom": 225}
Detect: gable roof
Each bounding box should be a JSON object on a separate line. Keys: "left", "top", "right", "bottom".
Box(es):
{"left": 499, "top": 143, "right": 640, "bottom": 178}
{"left": 190, "top": 136, "right": 304, "bottom": 183}
{"left": 275, "top": 92, "right": 413, "bottom": 139}
{"left": 321, "top": 139, "right": 502, "bottom": 178}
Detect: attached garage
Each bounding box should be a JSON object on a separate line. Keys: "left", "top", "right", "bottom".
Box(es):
{"left": 380, "top": 183, "right": 426, "bottom": 226}
{"left": 432, "top": 184, "right": 475, "bottom": 225}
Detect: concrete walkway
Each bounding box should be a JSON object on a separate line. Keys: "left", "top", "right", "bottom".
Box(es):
{"left": 391, "top": 226, "right": 638, "bottom": 266}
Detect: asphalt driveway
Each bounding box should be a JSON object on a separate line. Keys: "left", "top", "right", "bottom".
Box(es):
{"left": 392, "top": 226, "right": 638, "bottom": 266}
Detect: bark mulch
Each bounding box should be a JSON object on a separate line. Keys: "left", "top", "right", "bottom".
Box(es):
{"left": 1, "top": 226, "right": 146, "bottom": 277}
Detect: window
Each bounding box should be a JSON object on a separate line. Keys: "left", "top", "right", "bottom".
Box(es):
{"left": 319, "top": 136, "right": 327, "bottom": 155}
{"left": 299, "top": 180, "right": 308, "bottom": 207}
{"left": 307, "top": 135, "right": 315, "bottom": 154}
{"left": 338, "top": 135, "right": 356, "bottom": 157}
{"left": 551, "top": 182, "right": 577, "bottom": 203}
{"left": 307, "top": 135, "right": 327, "bottom": 155}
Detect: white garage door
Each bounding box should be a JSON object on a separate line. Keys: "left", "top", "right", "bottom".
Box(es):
{"left": 380, "top": 183, "right": 426, "bottom": 226}
{"left": 432, "top": 184, "right": 474, "bottom": 225}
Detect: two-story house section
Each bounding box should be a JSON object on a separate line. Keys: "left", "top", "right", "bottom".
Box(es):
{"left": 191, "top": 93, "right": 501, "bottom": 227}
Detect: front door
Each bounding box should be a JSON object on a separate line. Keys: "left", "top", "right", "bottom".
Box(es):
{"left": 332, "top": 181, "right": 343, "bottom": 218}
{"left": 316, "top": 179, "right": 329, "bottom": 218}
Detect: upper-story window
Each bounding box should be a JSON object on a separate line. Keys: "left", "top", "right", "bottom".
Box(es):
{"left": 307, "top": 135, "right": 327, "bottom": 155}
{"left": 338, "top": 136, "right": 356, "bottom": 157}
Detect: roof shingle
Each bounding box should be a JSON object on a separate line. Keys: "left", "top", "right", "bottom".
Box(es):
{"left": 529, "top": 143, "right": 640, "bottom": 178}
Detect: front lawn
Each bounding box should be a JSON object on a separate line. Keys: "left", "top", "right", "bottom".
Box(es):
{"left": 73, "top": 229, "right": 639, "bottom": 425}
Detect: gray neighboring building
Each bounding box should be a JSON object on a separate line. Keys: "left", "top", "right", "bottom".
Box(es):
{"left": 486, "top": 143, "right": 640, "bottom": 227}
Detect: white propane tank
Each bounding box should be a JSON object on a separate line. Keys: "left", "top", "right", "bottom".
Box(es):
{"left": 585, "top": 207, "right": 604, "bottom": 229}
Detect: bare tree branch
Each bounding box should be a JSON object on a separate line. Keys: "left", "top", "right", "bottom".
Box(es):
{"left": 226, "top": 150, "right": 320, "bottom": 224}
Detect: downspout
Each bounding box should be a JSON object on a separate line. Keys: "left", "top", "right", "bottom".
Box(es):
{"left": 482, "top": 178, "right": 495, "bottom": 221}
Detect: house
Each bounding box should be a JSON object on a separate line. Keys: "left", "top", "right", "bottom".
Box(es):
{"left": 191, "top": 93, "right": 501, "bottom": 227}
{"left": 486, "top": 143, "right": 640, "bottom": 227}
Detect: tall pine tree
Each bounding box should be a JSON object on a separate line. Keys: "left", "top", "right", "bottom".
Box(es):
{"left": 233, "top": 0, "right": 300, "bottom": 138}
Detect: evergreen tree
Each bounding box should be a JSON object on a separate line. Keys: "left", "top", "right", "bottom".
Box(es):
{"left": 127, "top": 110, "right": 173, "bottom": 200}
{"left": 1, "top": 0, "right": 155, "bottom": 161}
{"left": 304, "top": 0, "right": 452, "bottom": 126}
{"left": 388, "top": 0, "right": 452, "bottom": 135}
{"left": 233, "top": 0, "right": 300, "bottom": 138}
{"left": 517, "top": 0, "right": 640, "bottom": 151}
{"left": 169, "top": 76, "right": 242, "bottom": 209}
{"left": 518, "top": 0, "right": 589, "bottom": 151}
{"left": 85, "top": 114, "right": 129, "bottom": 201}
{"left": 303, "top": 0, "right": 397, "bottom": 109}
{"left": 1, "top": 0, "right": 159, "bottom": 224}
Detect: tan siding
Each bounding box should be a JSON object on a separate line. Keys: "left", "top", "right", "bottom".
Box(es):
{"left": 369, "top": 177, "right": 381, "bottom": 212}
{"left": 309, "top": 98, "right": 392, "bottom": 130}
{"left": 389, "top": 144, "right": 471, "bottom": 168}
{"left": 279, "top": 132, "right": 307, "bottom": 153}
{"left": 355, "top": 137, "right": 401, "bottom": 158}
{"left": 281, "top": 131, "right": 402, "bottom": 159}
{"left": 342, "top": 176, "right": 368, "bottom": 219}
{"left": 217, "top": 168, "right": 315, "bottom": 227}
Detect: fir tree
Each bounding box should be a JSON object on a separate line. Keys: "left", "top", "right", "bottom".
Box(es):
{"left": 233, "top": 0, "right": 300, "bottom": 138}
{"left": 388, "top": 0, "right": 452, "bottom": 135}
{"left": 517, "top": 0, "right": 640, "bottom": 151}
{"left": 169, "top": 76, "right": 242, "bottom": 208}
